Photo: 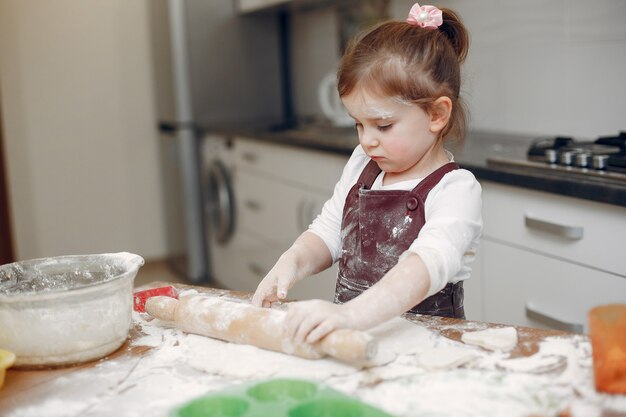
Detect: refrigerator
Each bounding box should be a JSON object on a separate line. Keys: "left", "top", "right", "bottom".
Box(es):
{"left": 148, "top": 0, "right": 285, "bottom": 282}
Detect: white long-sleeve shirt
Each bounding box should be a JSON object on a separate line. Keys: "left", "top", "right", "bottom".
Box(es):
{"left": 309, "top": 144, "right": 483, "bottom": 298}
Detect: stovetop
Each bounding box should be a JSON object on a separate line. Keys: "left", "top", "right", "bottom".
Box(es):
{"left": 487, "top": 132, "right": 626, "bottom": 183}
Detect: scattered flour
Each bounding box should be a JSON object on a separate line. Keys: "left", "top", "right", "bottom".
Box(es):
{"left": 461, "top": 326, "right": 519, "bottom": 351}
{"left": 497, "top": 354, "right": 567, "bottom": 374}
{"left": 417, "top": 346, "right": 477, "bottom": 370}
{"left": 6, "top": 309, "right": 626, "bottom": 417}
{"left": 6, "top": 399, "right": 93, "bottom": 417}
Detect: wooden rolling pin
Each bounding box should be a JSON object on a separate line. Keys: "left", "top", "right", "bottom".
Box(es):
{"left": 145, "top": 295, "right": 377, "bottom": 364}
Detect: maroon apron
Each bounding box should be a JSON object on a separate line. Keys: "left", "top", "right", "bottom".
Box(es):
{"left": 335, "top": 159, "right": 465, "bottom": 319}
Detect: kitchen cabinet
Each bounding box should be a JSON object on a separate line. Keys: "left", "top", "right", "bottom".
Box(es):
{"left": 237, "top": 0, "right": 289, "bottom": 13}
{"left": 477, "top": 180, "right": 626, "bottom": 332}
{"left": 237, "top": 0, "right": 326, "bottom": 13}
{"left": 462, "top": 244, "right": 484, "bottom": 323}
{"left": 210, "top": 136, "right": 348, "bottom": 301}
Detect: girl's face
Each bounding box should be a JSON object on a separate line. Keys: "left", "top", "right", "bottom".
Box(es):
{"left": 342, "top": 88, "right": 447, "bottom": 183}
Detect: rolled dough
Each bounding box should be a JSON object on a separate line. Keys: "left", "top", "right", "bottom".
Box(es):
{"left": 461, "top": 327, "right": 518, "bottom": 352}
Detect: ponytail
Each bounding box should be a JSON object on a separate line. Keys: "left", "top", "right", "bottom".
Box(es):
{"left": 439, "top": 8, "right": 469, "bottom": 64}
{"left": 337, "top": 5, "right": 470, "bottom": 146}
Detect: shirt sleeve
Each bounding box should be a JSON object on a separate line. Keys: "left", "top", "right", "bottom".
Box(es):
{"left": 405, "top": 169, "right": 483, "bottom": 297}
{"left": 308, "top": 145, "right": 369, "bottom": 262}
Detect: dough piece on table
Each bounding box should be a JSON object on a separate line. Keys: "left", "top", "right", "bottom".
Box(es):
{"left": 497, "top": 354, "right": 567, "bottom": 374}
{"left": 417, "top": 346, "right": 477, "bottom": 370}
{"left": 461, "top": 327, "right": 518, "bottom": 352}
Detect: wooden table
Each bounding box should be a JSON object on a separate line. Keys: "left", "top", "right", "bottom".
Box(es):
{"left": 1, "top": 283, "right": 624, "bottom": 417}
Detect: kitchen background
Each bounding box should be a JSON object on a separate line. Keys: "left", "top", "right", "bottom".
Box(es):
{"left": 0, "top": 1, "right": 624, "bottom": 327}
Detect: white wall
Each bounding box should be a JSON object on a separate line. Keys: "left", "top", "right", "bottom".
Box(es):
{"left": 293, "top": 0, "right": 626, "bottom": 138}
{"left": 291, "top": 6, "right": 342, "bottom": 119}
{"left": 0, "top": 0, "right": 168, "bottom": 260}
{"left": 447, "top": 0, "right": 626, "bottom": 138}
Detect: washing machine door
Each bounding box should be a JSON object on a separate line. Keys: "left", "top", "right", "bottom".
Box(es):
{"left": 206, "top": 160, "right": 235, "bottom": 244}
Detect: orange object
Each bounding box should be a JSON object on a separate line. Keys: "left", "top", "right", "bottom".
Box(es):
{"left": 588, "top": 304, "right": 626, "bottom": 394}
{"left": 133, "top": 286, "right": 178, "bottom": 313}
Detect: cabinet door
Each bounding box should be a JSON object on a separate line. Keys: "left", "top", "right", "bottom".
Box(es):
{"left": 212, "top": 229, "right": 337, "bottom": 301}
{"left": 235, "top": 170, "right": 329, "bottom": 245}
{"left": 462, "top": 245, "right": 484, "bottom": 322}
{"left": 210, "top": 232, "right": 276, "bottom": 294}
{"left": 237, "top": 0, "right": 288, "bottom": 13}
{"left": 235, "top": 137, "right": 347, "bottom": 193}
{"left": 482, "top": 181, "right": 626, "bottom": 277}
{"left": 289, "top": 266, "right": 338, "bottom": 302}
{"left": 482, "top": 239, "right": 626, "bottom": 333}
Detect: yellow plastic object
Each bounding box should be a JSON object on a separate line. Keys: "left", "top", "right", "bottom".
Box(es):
{"left": 0, "top": 348, "right": 16, "bottom": 389}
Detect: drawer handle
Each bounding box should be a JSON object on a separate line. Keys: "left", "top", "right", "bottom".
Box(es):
{"left": 242, "top": 151, "right": 257, "bottom": 163}
{"left": 524, "top": 215, "right": 583, "bottom": 240}
{"left": 525, "top": 303, "right": 584, "bottom": 333}
{"left": 244, "top": 199, "right": 262, "bottom": 211}
{"left": 297, "top": 199, "right": 316, "bottom": 231}
{"left": 248, "top": 263, "right": 266, "bottom": 278}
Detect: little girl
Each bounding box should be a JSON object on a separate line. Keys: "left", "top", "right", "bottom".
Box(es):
{"left": 252, "top": 3, "right": 482, "bottom": 346}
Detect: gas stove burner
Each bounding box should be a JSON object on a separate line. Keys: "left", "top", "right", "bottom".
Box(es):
{"left": 486, "top": 132, "right": 626, "bottom": 183}
{"left": 527, "top": 132, "right": 626, "bottom": 171}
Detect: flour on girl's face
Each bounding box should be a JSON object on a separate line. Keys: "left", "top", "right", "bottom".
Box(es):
{"left": 364, "top": 106, "right": 395, "bottom": 120}
{"left": 359, "top": 94, "right": 414, "bottom": 121}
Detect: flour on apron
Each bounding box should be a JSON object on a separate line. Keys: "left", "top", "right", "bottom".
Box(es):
{"left": 335, "top": 160, "right": 465, "bottom": 319}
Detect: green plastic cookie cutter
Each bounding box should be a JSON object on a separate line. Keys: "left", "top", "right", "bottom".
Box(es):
{"left": 170, "top": 378, "right": 396, "bottom": 417}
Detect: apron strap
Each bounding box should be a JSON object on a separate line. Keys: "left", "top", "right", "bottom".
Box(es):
{"left": 356, "top": 159, "right": 459, "bottom": 196}
{"left": 355, "top": 160, "right": 382, "bottom": 189}
{"left": 412, "top": 162, "right": 459, "bottom": 200}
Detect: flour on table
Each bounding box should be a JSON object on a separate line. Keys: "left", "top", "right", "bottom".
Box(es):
{"left": 417, "top": 346, "right": 477, "bottom": 370}
{"left": 461, "top": 326, "right": 518, "bottom": 351}
{"left": 7, "top": 399, "right": 92, "bottom": 417}
{"left": 498, "top": 354, "right": 567, "bottom": 374}
{"left": 8, "top": 308, "right": 626, "bottom": 417}
{"left": 132, "top": 314, "right": 441, "bottom": 380}
{"left": 183, "top": 334, "right": 357, "bottom": 379}
{"left": 178, "top": 289, "right": 199, "bottom": 297}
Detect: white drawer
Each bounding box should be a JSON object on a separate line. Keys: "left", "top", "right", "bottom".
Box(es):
{"left": 235, "top": 170, "right": 329, "bottom": 245}
{"left": 482, "top": 240, "right": 626, "bottom": 333}
{"left": 234, "top": 137, "right": 348, "bottom": 193}
{"left": 482, "top": 181, "right": 626, "bottom": 276}
{"left": 241, "top": 240, "right": 338, "bottom": 302}
{"left": 289, "top": 265, "right": 337, "bottom": 302}
{"left": 238, "top": 0, "right": 288, "bottom": 13}
{"left": 211, "top": 229, "right": 336, "bottom": 301}
{"left": 211, "top": 232, "right": 278, "bottom": 293}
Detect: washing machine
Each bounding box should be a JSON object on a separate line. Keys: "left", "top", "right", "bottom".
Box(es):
{"left": 202, "top": 134, "right": 238, "bottom": 287}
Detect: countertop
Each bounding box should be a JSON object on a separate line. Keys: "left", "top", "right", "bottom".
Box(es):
{"left": 2, "top": 284, "right": 625, "bottom": 417}
{"left": 210, "top": 124, "right": 626, "bottom": 207}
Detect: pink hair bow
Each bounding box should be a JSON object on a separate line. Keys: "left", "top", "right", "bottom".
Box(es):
{"left": 406, "top": 3, "right": 443, "bottom": 29}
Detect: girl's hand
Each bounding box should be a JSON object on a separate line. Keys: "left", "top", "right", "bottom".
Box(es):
{"left": 284, "top": 300, "right": 358, "bottom": 345}
{"left": 251, "top": 232, "right": 334, "bottom": 308}
{"left": 251, "top": 256, "right": 298, "bottom": 308}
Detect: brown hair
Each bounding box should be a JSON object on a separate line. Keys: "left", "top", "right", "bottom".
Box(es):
{"left": 337, "top": 8, "right": 469, "bottom": 147}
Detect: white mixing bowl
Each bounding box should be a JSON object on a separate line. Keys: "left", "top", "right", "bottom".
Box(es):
{"left": 0, "top": 252, "right": 144, "bottom": 368}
